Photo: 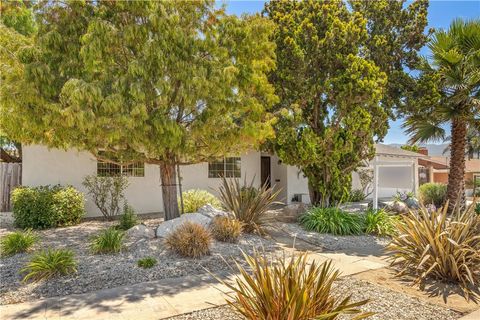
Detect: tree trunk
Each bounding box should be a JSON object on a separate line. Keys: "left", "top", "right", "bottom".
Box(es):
{"left": 447, "top": 118, "right": 467, "bottom": 212}
{"left": 160, "top": 162, "right": 180, "bottom": 221}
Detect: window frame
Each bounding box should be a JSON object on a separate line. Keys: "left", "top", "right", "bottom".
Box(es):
{"left": 96, "top": 159, "right": 145, "bottom": 177}
{"left": 208, "top": 157, "right": 241, "bottom": 178}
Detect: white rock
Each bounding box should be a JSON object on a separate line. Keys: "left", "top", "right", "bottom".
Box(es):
{"left": 197, "top": 204, "right": 228, "bottom": 219}
{"left": 155, "top": 213, "right": 211, "bottom": 238}
{"left": 387, "top": 201, "right": 409, "bottom": 214}
{"left": 125, "top": 224, "right": 155, "bottom": 240}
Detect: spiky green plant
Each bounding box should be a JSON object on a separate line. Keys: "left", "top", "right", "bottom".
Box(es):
{"left": 137, "top": 257, "right": 157, "bottom": 269}
{"left": 1, "top": 230, "right": 37, "bottom": 256}
{"left": 218, "top": 177, "right": 280, "bottom": 234}
{"left": 90, "top": 227, "right": 124, "bottom": 254}
{"left": 21, "top": 249, "right": 77, "bottom": 282}
{"left": 387, "top": 203, "right": 480, "bottom": 299}
{"left": 299, "top": 207, "right": 364, "bottom": 235}
{"left": 117, "top": 205, "right": 138, "bottom": 230}
{"left": 220, "top": 251, "right": 372, "bottom": 320}
{"left": 363, "top": 209, "right": 399, "bottom": 237}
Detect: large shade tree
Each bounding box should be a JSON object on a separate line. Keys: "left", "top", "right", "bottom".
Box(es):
{"left": 263, "top": 0, "right": 429, "bottom": 206}
{"left": 1, "top": 0, "right": 277, "bottom": 220}
{"left": 404, "top": 18, "right": 480, "bottom": 210}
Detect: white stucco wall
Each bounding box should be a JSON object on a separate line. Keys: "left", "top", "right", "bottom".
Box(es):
{"left": 286, "top": 165, "right": 311, "bottom": 204}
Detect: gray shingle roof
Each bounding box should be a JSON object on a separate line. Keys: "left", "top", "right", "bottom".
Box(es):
{"left": 375, "top": 144, "right": 423, "bottom": 158}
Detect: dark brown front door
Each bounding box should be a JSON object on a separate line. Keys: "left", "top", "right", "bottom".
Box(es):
{"left": 261, "top": 156, "right": 271, "bottom": 188}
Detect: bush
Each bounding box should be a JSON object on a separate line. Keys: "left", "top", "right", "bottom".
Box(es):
{"left": 387, "top": 203, "right": 480, "bottom": 299}
{"left": 418, "top": 183, "right": 447, "bottom": 207}
{"left": 363, "top": 209, "right": 399, "bottom": 237}
{"left": 164, "top": 221, "right": 211, "bottom": 258}
{"left": 210, "top": 216, "right": 243, "bottom": 243}
{"left": 218, "top": 177, "right": 280, "bottom": 234}
{"left": 220, "top": 251, "right": 371, "bottom": 320}
{"left": 137, "top": 257, "right": 157, "bottom": 268}
{"left": 21, "top": 248, "right": 77, "bottom": 282}
{"left": 1, "top": 230, "right": 37, "bottom": 256}
{"left": 90, "top": 228, "right": 125, "bottom": 254}
{"left": 475, "top": 202, "right": 480, "bottom": 215}
{"left": 349, "top": 189, "right": 366, "bottom": 202}
{"left": 299, "top": 207, "right": 364, "bottom": 235}
{"left": 117, "top": 205, "right": 138, "bottom": 230}
{"left": 181, "top": 189, "right": 221, "bottom": 213}
{"left": 12, "top": 185, "right": 85, "bottom": 229}
{"left": 82, "top": 175, "right": 129, "bottom": 220}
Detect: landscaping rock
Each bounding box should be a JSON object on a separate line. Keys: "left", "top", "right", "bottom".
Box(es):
{"left": 387, "top": 201, "right": 409, "bottom": 214}
{"left": 277, "top": 203, "right": 308, "bottom": 222}
{"left": 125, "top": 224, "right": 155, "bottom": 240}
{"left": 155, "top": 213, "right": 211, "bottom": 238}
{"left": 197, "top": 204, "right": 228, "bottom": 219}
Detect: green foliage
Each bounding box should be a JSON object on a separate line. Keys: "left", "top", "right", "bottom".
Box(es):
{"left": 475, "top": 203, "right": 480, "bottom": 215}
{"left": 90, "top": 228, "right": 125, "bottom": 254}
{"left": 181, "top": 189, "right": 221, "bottom": 213}
{"left": 363, "top": 209, "right": 399, "bottom": 237}
{"left": 117, "top": 205, "right": 138, "bottom": 230}
{"left": 21, "top": 249, "right": 77, "bottom": 282}
{"left": 387, "top": 204, "right": 480, "bottom": 299}
{"left": 419, "top": 183, "right": 447, "bottom": 207}
{"left": 12, "top": 185, "right": 85, "bottom": 229}
{"left": 82, "top": 175, "right": 129, "bottom": 220}
{"left": 220, "top": 251, "right": 372, "bottom": 320}
{"left": 400, "top": 145, "right": 420, "bottom": 152}
{"left": 164, "top": 221, "right": 212, "bottom": 258}
{"left": 218, "top": 177, "right": 280, "bottom": 234}
{"left": 0, "top": 230, "right": 37, "bottom": 256}
{"left": 299, "top": 207, "right": 364, "bottom": 236}
{"left": 137, "top": 257, "right": 157, "bottom": 269}
{"left": 0, "top": 1, "right": 36, "bottom": 36}
{"left": 349, "top": 189, "right": 366, "bottom": 202}
{"left": 210, "top": 216, "right": 243, "bottom": 243}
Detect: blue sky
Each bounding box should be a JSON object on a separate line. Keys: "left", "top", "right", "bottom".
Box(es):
{"left": 220, "top": 0, "right": 480, "bottom": 144}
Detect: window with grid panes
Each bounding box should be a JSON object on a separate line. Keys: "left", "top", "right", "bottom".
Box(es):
{"left": 97, "top": 159, "right": 144, "bottom": 177}
{"left": 208, "top": 157, "right": 241, "bottom": 178}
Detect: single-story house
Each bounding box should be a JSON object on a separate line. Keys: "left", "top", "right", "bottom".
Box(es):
{"left": 22, "top": 143, "right": 421, "bottom": 216}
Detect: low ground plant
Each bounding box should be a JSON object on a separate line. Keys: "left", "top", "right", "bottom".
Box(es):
{"left": 363, "top": 209, "right": 399, "bottom": 237}
{"left": 218, "top": 177, "right": 280, "bottom": 234}
{"left": 117, "top": 205, "right": 138, "bottom": 230}
{"left": 387, "top": 203, "right": 480, "bottom": 299}
{"left": 418, "top": 183, "right": 447, "bottom": 207}
{"left": 137, "top": 257, "right": 157, "bottom": 268}
{"left": 90, "top": 228, "right": 125, "bottom": 254}
{"left": 210, "top": 216, "right": 243, "bottom": 243}
{"left": 164, "top": 221, "right": 211, "bottom": 258}
{"left": 349, "top": 189, "right": 366, "bottom": 202}
{"left": 0, "top": 230, "right": 37, "bottom": 256}
{"left": 299, "top": 207, "right": 364, "bottom": 235}
{"left": 181, "top": 189, "right": 221, "bottom": 213}
{"left": 21, "top": 248, "right": 77, "bottom": 282}
{"left": 220, "top": 251, "right": 372, "bottom": 320}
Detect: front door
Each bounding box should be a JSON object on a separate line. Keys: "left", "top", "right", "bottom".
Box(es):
{"left": 261, "top": 156, "right": 271, "bottom": 188}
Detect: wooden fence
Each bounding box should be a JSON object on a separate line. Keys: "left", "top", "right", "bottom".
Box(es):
{"left": 0, "top": 163, "right": 21, "bottom": 212}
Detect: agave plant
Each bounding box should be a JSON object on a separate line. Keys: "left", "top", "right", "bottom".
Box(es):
{"left": 387, "top": 203, "right": 480, "bottom": 299}
{"left": 218, "top": 177, "right": 281, "bottom": 234}
{"left": 220, "top": 250, "right": 372, "bottom": 320}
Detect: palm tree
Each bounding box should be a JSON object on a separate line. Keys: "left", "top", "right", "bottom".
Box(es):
{"left": 404, "top": 19, "right": 480, "bottom": 211}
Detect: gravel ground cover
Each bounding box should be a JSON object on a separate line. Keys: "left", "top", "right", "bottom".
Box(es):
{"left": 167, "top": 277, "right": 462, "bottom": 320}
{"left": 0, "top": 218, "right": 280, "bottom": 305}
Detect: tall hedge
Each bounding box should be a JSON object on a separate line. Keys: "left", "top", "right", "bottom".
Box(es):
{"left": 12, "top": 185, "right": 85, "bottom": 229}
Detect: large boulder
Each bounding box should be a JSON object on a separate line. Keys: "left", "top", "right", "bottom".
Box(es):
{"left": 387, "top": 201, "right": 409, "bottom": 214}
{"left": 155, "top": 213, "right": 211, "bottom": 238}
{"left": 125, "top": 224, "right": 155, "bottom": 240}
{"left": 197, "top": 204, "right": 228, "bottom": 219}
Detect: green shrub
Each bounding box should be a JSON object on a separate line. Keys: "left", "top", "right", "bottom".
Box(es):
{"left": 181, "top": 189, "right": 221, "bottom": 213}
{"left": 90, "top": 228, "right": 124, "bottom": 254}
{"left": 475, "top": 202, "right": 480, "bottom": 215}
{"left": 363, "top": 209, "right": 399, "bottom": 237}
{"left": 1, "top": 230, "right": 37, "bottom": 256}
{"left": 218, "top": 177, "right": 280, "bottom": 234}
{"left": 82, "top": 175, "right": 129, "bottom": 220}
{"left": 220, "top": 251, "right": 372, "bottom": 320}
{"left": 164, "top": 221, "right": 212, "bottom": 258}
{"left": 117, "top": 205, "right": 138, "bottom": 230}
{"left": 299, "top": 207, "right": 364, "bottom": 235}
{"left": 12, "top": 185, "right": 85, "bottom": 229}
{"left": 210, "top": 216, "right": 243, "bottom": 243}
{"left": 418, "top": 183, "right": 447, "bottom": 207}
{"left": 21, "top": 248, "right": 77, "bottom": 282}
{"left": 137, "top": 257, "right": 157, "bottom": 268}
{"left": 349, "top": 189, "right": 366, "bottom": 202}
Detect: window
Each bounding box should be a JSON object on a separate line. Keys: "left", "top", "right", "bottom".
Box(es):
{"left": 97, "top": 160, "right": 145, "bottom": 177}
{"left": 208, "top": 157, "right": 241, "bottom": 178}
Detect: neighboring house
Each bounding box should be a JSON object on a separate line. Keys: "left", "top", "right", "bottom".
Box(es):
{"left": 22, "top": 143, "right": 421, "bottom": 216}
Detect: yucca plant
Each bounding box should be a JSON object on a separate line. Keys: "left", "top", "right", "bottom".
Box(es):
{"left": 210, "top": 216, "right": 243, "bottom": 243}
{"left": 362, "top": 209, "right": 399, "bottom": 237}
{"left": 220, "top": 251, "right": 372, "bottom": 320}
{"left": 218, "top": 177, "right": 280, "bottom": 234}
{"left": 387, "top": 203, "right": 480, "bottom": 299}
{"left": 21, "top": 248, "right": 77, "bottom": 282}
{"left": 90, "top": 227, "right": 125, "bottom": 254}
{"left": 299, "top": 207, "right": 364, "bottom": 235}
{"left": 1, "top": 230, "right": 38, "bottom": 256}
{"left": 164, "top": 221, "right": 212, "bottom": 258}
